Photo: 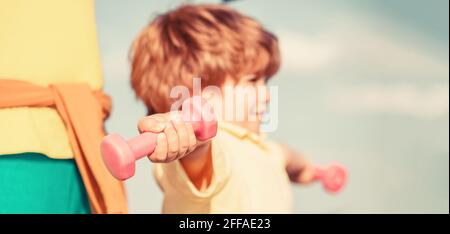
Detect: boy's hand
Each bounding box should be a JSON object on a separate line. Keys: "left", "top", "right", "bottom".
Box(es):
{"left": 137, "top": 112, "right": 198, "bottom": 163}
{"left": 294, "top": 160, "right": 315, "bottom": 184}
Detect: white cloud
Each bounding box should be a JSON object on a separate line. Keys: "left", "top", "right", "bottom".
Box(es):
{"left": 330, "top": 84, "right": 449, "bottom": 118}
{"left": 279, "top": 31, "right": 339, "bottom": 72}
{"left": 278, "top": 14, "right": 449, "bottom": 118}
{"left": 278, "top": 15, "right": 449, "bottom": 78}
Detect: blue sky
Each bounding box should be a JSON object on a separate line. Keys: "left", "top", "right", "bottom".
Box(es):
{"left": 95, "top": 0, "right": 449, "bottom": 213}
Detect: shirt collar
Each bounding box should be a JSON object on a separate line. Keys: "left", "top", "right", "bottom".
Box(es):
{"left": 218, "top": 122, "right": 268, "bottom": 150}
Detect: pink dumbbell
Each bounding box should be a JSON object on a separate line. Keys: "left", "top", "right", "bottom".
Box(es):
{"left": 101, "top": 97, "right": 217, "bottom": 181}
{"left": 314, "top": 163, "right": 348, "bottom": 193}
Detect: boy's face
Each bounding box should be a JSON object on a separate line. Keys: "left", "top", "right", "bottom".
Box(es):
{"left": 206, "top": 74, "right": 270, "bottom": 134}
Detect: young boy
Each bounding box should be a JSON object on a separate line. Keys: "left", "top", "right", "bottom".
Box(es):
{"left": 130, "top": 4, "right": 315, "bottom": 213}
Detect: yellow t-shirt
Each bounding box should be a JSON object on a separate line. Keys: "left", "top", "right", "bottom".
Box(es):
{"left": 0, "top": 0, "right": 103, "bottom": 158}
{"left": 153, "top": 122, "right": 293, "bottom": 213}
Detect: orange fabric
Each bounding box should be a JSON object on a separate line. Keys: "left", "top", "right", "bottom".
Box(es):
{"left": 0, "top": 79, "right": 128, "bottom": 214}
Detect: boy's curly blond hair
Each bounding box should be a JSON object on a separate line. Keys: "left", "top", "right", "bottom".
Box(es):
{"left": 130, "top": 4, "right": 280, "bottom": 114}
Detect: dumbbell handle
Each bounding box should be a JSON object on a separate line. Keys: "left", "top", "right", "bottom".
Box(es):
{"left": 126, "top": 133, "right": 158, "bottom": 161}
{"left": 313, "top": 167, "right": 327, "bottom": 180}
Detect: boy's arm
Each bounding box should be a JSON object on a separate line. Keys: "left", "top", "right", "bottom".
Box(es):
{"left": 279, "top": 144, "right": 315, "bottom": 184}
{"left": 138, "top": 112, "right": 213, "bottom": 191}
{"left": 179, "top": 143, "right": 213, "bottom": 191}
